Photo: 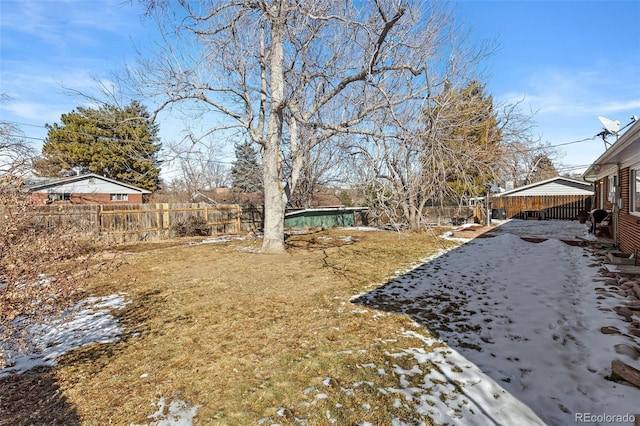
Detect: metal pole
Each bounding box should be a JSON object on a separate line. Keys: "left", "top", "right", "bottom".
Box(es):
{"left": 486, "top": 189, "right": 491, "bottom": 226}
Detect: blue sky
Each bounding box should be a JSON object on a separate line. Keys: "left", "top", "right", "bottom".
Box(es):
{"left": 456, "top": 0, "right": 640, "bottom": 172}
{"left": 1, "top": 0, "right": 639, "bottom": 177}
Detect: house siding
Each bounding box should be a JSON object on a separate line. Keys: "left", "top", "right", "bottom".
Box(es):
{"left": 27, "top": 174, "right": 149, "bottom": 205}
{"left": 31, "top": 193, "right": 143, "bottom": 205}
{"left": 618, "top": 167, "right": 640, "bottom": 253}
{"left": 619, "top": 213, "right": 640, "bottom": 253}
{"left": 589, "top": 161, "right": 640, "bottom": 252}
{"left": 583, "top": 120, "right": 640, "bottom": 254}
{"left": 30, "top": 180, "right": 145, "bottom": 194}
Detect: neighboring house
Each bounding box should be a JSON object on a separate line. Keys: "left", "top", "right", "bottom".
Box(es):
{"left": 492, "top": 176, "right": 593, "bottom": 220}
{"left": 583, "top": 119, "right": 640, "bottom": 253}
{"left": 192, "top": 188, "right": 345, "bottom": 209}
{"left": 192, "top": 188, "right": 263, "bottom": 206}
{"left": 26, "top": 173, "right": 151, "bottom": 204}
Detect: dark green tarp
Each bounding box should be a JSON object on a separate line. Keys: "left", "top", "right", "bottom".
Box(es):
{"left": 284, "top": 209, "right": 355, "bottom": 228}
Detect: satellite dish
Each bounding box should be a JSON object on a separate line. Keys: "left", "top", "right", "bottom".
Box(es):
{"left": 598, "top": 116, "right": 620, "bottom": 134}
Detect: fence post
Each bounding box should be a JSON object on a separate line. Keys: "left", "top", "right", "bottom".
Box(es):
{"left": 96, "top": 205, "right": 101, "bottom": 235}
{"left": 98, "top": 205, "right": 104, "bottom": 235}
{"left": 236, "top": 205, "right": 242, "bottom": 233}
{"left": 163, "top": 203, "right": 170, "bottom": 236}
{"left": 155, "top": 203, "right": 162, "bottom": 236}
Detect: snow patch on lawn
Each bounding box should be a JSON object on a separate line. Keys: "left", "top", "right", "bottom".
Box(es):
{"left": 1, "top": 293, "right": 130, "bottom": 377}
{"left": 295, "top": 328, "right": 544, "bottom": 426}
{"left": 131, "top": 396, "right": 201, "bottom": 426}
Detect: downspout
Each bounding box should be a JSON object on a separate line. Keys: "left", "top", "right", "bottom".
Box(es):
{"left": 614, "top": 163, "right": 621, "bottom": 248}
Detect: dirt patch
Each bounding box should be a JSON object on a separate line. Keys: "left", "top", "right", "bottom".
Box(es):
{"left": 449, "top": 224, "right": 498, "bottom": 239}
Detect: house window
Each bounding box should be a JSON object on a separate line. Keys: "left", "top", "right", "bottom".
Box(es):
{"left": 631, "top": 168, "right": 640, "bottom": 215}
{"left": 110, "top": 194, "right": 129, "bottom": 201}
{"left": 48, "top": 193, "right": 70, "bottom": 202}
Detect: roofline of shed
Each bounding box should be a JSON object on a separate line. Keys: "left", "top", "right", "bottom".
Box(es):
{"left": 285, "top": 206, "right": 369, "bottom": 217}
{"left": 495, "top": 176, "right": 592, "bottom": 197}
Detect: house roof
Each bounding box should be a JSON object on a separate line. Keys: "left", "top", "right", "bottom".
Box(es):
{"left": 25, "top": 173, "right": 151, "bottom": 194}
{"left": 496, "top": 176, "right": 593, "bottom": 197}
{"left": 583, "top": 119, "right": 640, "bottom": 181}
{"left": 193, "top": 190, "right": 263, "bottom": 206}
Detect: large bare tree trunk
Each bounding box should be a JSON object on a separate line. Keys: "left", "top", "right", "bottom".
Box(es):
{"left": 261, "top": 143, "right": 287, "bottom": 253}
{"left": 261, "top": 2, "right": 287, "bottom": 253}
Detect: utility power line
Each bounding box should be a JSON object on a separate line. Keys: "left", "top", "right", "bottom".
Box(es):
{"left": 4, "top": 118, "right": 601, "bottom": 158}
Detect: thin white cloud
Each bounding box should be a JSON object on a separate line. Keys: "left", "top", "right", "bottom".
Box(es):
{"left": 0, "top": 101, "right": 64, "bottom": 125}
{"left": 494, "top": 64, "right": 639, "bottom": 169}
{"left": 589, "top": 99, "right": 640, "bottom": 115}
{"left": 498, "top": 66, "right": 640, "bottom": 119}
{"left": 1, "top": 0, "right": 146, "bottom": 57}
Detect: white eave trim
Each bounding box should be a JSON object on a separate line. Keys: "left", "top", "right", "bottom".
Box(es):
{"left": 26, "top": 173, "right": 152, "bottom": 194}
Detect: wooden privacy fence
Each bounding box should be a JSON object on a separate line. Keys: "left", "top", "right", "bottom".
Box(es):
{"left": 491, "top": 195, "right": 592, "bottom": 220}
{"left": 35, "top": 203, "right": 242, "bottom": 242}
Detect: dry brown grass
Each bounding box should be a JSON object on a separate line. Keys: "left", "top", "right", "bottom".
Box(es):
{"left": 4, "top": 228, "right": 461, "bottom": 425}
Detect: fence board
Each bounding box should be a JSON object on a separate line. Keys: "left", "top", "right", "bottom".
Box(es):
{"left": 491, "top": 195, "right": 592, "bottom": 221}
{"left": 32, "top": 203, "right": 242, "bottom": 242}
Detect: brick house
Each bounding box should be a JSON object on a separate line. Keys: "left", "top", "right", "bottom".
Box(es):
{"left": 27, "top": 173, "right": 151, "bottom": 205}
{"left": 583, "top": 119, "right": 640, "bottom": 253}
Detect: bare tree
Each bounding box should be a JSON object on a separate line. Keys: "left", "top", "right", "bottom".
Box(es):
{"left": 165, "top": 138, "right": 230, "bottom": 201}
{"left": 494, "top": 102, "right": 560, "bottom": 189}
{"left": 284, "top": 133, "right": 351, "bottom": 209}
{"left": 133, "top": 0, "right": 476, "bottom": 252}
{"left": 352, "top": 82, "right": 553, "bottom": 229}
{"left": 0, "top": 104, "right": 33, "bottom": 177}
{"left": 352, "top": 79, "right": 501, "bottom": 229}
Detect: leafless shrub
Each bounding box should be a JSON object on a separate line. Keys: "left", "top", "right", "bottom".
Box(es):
{"left": 171, "top": 216, "right": 211, "bottom": 237}
{"left": 0, "top": 116, "right": 111, "bottom": 369}
{"left": 0, "top": 177, "right": 110, "bottom": 369}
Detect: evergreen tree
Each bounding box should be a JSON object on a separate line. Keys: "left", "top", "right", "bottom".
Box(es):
{"left": 527, "top": 154, "right": 558, "bottom": 184}
{"left": 34, "top": 101, "right": 161, "bottom": 191}
{"left": 426, "top": 80, "right": 501, "bottom": 200}
{"left": 230, "top": 140, "right": 262, "bottom": 192}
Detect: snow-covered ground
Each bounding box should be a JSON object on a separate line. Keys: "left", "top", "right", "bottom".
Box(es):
{"left": 355, "top": 219, "right": 640, "bottom": 426}
{"left": 0, "top": 293, "right": 130, "bottom": 377}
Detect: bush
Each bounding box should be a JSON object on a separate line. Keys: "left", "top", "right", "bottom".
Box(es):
{"left": 172, "top": 216, "right": 211, "bottom": 237}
